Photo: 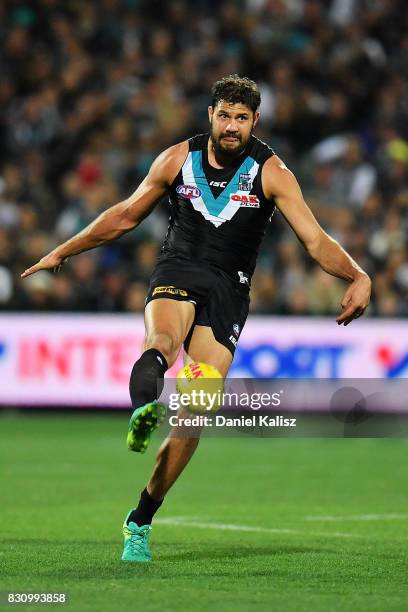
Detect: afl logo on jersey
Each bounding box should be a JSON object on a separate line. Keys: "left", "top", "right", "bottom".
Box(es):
{"left": 176, "top": 184, "right": 202, "bottom": 199}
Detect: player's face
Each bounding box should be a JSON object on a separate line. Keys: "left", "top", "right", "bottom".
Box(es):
{"left": 209, "top": 102, "right": 259, "bottom": 158}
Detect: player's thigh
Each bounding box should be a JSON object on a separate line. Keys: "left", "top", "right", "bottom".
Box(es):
{"left": 184, "top": 324, "right": 233, "bottom": 377}
{"left": 144, "top": 298, "right": 195, "bottom": 355}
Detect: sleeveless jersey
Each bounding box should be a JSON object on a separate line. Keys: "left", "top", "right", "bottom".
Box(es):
{"left": 160, "top": 133, "right": 275, "bottom": 281}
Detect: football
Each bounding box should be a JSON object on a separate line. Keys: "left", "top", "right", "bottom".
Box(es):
{"left": 176, "top": 362, "right": 224, "bottom": 414}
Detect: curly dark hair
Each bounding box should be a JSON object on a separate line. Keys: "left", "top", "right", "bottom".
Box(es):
{"left": 211, "top": 75, "right": 261, "bottom": 113}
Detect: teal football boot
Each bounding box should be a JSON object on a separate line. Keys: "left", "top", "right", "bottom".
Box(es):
{"left": 122, "top": 510, "right": 152, "bottom": 562}
{"left": 126, "top": 400, "right": 166, "bottom": 453}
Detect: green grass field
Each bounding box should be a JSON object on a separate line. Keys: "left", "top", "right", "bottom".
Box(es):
{"left": 1, "top": 412, "right": 408, "bottom": 611}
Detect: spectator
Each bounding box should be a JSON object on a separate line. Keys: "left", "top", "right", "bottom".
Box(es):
{"left": 0, "top": 0, "right": 406, "bottom": 316}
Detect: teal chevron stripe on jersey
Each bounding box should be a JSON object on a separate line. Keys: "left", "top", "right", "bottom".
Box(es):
{"left": 191, "top": 150, "right": 257, "bottom": 218}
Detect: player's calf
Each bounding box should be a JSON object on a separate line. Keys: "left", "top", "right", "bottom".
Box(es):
{"left": 129, "top": 348, "right": 168, "bottom": 410}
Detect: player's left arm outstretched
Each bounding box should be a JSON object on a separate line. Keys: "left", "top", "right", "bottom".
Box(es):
{"left": 262, "top": 156, "right": 372, "bottom": 326}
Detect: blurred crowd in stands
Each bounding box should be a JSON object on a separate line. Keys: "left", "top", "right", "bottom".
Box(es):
{"left": 1, "top": 0, "right": 407, "bottom": 316}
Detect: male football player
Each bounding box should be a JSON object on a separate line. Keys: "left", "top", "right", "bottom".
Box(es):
{"left": 22, "top": 75, "right": 371, "bottom": 562}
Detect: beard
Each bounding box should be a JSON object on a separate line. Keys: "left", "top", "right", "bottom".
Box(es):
{"left": 210, "top": 125, "right": 250, "bottom": 159}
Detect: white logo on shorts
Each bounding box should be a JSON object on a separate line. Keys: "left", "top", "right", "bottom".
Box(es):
{"left": 229, "top": 335, "right": 238, "bottom": 347}
{"left": 238, "top": 271, "right": 249, "bottom": 285}
{"left": 233, "top": 323, "right": 240, "bottom": 337}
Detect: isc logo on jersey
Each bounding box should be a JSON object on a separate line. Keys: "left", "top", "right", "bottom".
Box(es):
{"left": 230, "top": 194, "right": 260, "bottom": 208}
{"left": 176, "top": 185, "right": 202, "bottom": 198}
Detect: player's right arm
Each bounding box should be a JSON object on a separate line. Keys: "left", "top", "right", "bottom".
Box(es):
{"left": 21, "top": 142, "right": 188, "bottom": 278}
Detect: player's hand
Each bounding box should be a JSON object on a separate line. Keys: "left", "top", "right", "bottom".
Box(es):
{"left": 336, "top": 273, "right": 371, "bottom": 326}
{"left": 21, "top": 251, "right": 68, "bottom": 279}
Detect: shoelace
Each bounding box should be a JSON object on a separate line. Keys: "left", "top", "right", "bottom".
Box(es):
{"left": 128, "top": 529, "right": 149, "bottom": 554}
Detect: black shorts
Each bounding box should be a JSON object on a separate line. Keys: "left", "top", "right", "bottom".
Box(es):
{"left": 145, "top": 257, "right": 250, "bottom": 355}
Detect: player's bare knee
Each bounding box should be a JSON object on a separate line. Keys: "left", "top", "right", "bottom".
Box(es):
{"left": 158, "top": 433, "right": 201, "bottom": 455}
{"left": 145, "top": 332, "right": 180, "bottom": 365}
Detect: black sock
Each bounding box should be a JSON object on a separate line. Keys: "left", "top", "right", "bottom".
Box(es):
{"left": 127, "top": 488, "right": 163, "bottom": 526}
{"left": 129, "top": 348, "right": 168, "bottom": 409}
